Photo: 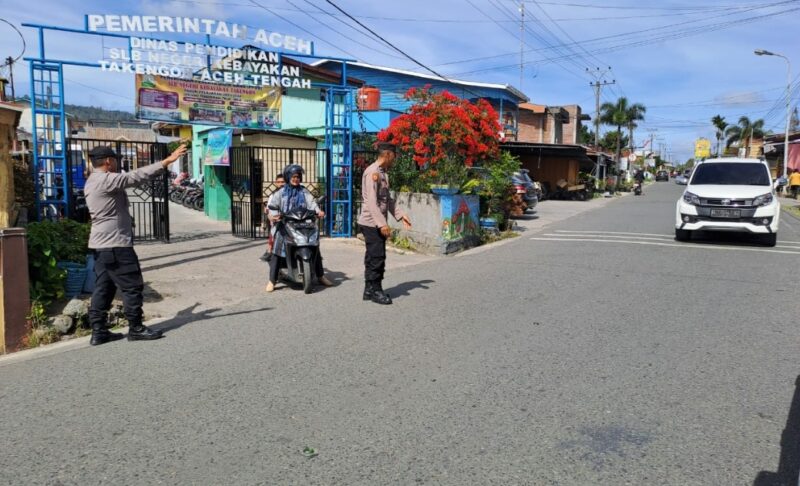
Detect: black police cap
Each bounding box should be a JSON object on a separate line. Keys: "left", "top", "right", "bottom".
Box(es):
{"left": 377, "top": 142, "right": 396, "bottom": 153}
{"left": 88, "top": 146, "right": 120, "bottom": 160}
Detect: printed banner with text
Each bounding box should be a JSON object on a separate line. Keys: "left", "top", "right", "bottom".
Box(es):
{"left": 203, "top": 128, "right": 233, "bottom": 166}
{"left": 135, "top": 74, "right": 281, "bottom": 129}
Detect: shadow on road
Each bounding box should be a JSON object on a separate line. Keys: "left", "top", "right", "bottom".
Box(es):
{"left": 138, "top": 239, "right": 256, "bottom": 263}
{"left": 136, "top": 230, "right": 232, "bottom": 246}
{"left": 153, "top": 302, "right": 272, "bottom": 334}
{"left": 753, "top": 375, "right": 800, "bottom": 486}
{"left": 323, "top": 270, "right": 351, "bottom": 286}
{"left": 385, "top": 279, "right": 435, "bottom": 299}
{"left": 141, "top": 240, "right": 264, "bottom": 272}
{"left": 685, "top": 231, "right": 775, "bottom": 248}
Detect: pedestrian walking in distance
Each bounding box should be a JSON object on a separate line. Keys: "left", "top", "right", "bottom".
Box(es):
{"left": 84, "top": 144, "right": 187, "bottom": 345}
{"left": 357, "top": 142, "right": 412, "bottom": 305}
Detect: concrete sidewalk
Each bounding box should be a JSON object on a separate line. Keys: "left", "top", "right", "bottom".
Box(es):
{"left": 1, "top": 193, "right": 621, "bottom": 365}
{"left": 132, "top": 195, "right": 628, "bottom": 321}
{"left": 133, "top": 202, "right": 435, "bottom": 322}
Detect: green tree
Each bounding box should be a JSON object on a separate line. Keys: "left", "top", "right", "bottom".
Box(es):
{"left": 598, "top": 131, "right": 629, "bottom": 152}
{"left": 725, "top": 116, "right": 765, "bottom": 156}
{"left": 711, "top": 115, "right": 728, "bottom": 157}
{"left": 600, "top": 97, "right": 646, "bottom": 169}
{"left": 626, "top": 103, "right": 647, "bottom": 149}
{"left": 578, "top": 124, "right": 593, "bottom": 145}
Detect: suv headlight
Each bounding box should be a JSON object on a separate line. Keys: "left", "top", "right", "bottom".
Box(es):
{"left": 682, "top": 191, "right": 701, "bottom": 205}
{"left": 752, "top": 193, "right": 774, "bottom": 207}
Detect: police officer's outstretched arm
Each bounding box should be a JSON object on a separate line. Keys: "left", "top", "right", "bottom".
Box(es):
{"left": 106, "top": 145, "right": 187, "bottom": 191}
{"left": 387, "top": 196, "right": 411, "bottom": 230}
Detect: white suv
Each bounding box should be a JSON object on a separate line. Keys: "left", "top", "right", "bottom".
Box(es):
{"left": 675, "top": 158, "right": 786, "bottom": 246}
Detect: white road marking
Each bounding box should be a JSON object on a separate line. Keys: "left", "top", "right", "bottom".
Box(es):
{"left": 545, "top": 233, "right": 672, "bottom": 242}
{"left": 553, "top": 229, "right": 800, "bottom": 246}
{"left": 530, "top": 237, "right": 800, "bottom": 255}
{"left": 554, "top": 230, "right": 673, "bottom": 238}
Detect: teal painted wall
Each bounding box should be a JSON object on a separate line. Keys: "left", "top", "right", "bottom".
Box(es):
{"left": 282, "top": 96, "right": 325, "bottom": 132}
{"left": 192, "top": 125, "right": 216, "bottom": 177}
{"left": 204, "top": 165, "right": 231, "bottom": 221}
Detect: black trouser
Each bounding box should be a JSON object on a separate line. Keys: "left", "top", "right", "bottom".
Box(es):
{"left": 360, "top": 226, "right": 386, "bottom": 282}
{"left": 89, "top": 247, "right": 144, "bottom": 331}
{"left": 792, "top": 185, "right": 799, "bottom": 198}
{"left": 269, "top": 253, "right": 324, "bottom": 283}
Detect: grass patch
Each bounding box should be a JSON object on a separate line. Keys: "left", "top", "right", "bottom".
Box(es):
{"left": 23, "top": 300, "right": 60, "bottom": 348}
{"left": 390, "top": 231, "right": 417, "bottom": 252}
{"left": 481, "top": 229, "right": 519, "bottom": 245}
{"left": 784, "top": 204, "right": 800, "bottom": 219}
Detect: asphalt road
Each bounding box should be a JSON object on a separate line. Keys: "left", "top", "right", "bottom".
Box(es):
{"left": 2, "top": 182, "right": 799, "bottom": 485}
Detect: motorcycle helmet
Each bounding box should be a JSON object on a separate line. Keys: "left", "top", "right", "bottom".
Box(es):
{"left": 283, "top": 164, "right": 304, "bottom": 183}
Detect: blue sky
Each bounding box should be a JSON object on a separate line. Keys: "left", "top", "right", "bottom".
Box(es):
{"left": 1, "top": 0, "right": 798, "bottom": 162}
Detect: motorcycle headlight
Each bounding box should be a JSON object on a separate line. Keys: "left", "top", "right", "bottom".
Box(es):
{"left": 752, "top": 193, "right": 773, "bottom": 207}
{"left": 682, "top": 191, "right": 701, "bottom": 205}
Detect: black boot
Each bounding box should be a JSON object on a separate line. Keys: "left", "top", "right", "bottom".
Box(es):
{"left": 363, "top": 280, "right": 375, "bottom": 301}
{"left": 370, "top": 280, "right": 392, "bottom": 305}
{"left": 127, "top": 324, "right": 163, "bottom": 341}
{"left": 90, "top": 328, "right": 124, "bottom": 346}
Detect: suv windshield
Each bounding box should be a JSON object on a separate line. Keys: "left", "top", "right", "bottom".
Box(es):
{"left": 512, "top": 172, "right": 532, "bottom": 184}
{"left": 690, "top": 163, "right": 770, "bottom": 186}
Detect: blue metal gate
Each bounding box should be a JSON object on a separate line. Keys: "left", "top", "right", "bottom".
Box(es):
{"left": 30, "top": 61, "right": 69, "bottom": 221}
{"left": 325, "top": 88, "right": 354, "bottom": 237}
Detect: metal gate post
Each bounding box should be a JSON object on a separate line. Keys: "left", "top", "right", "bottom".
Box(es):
{"left": 249, "top": 146, "right": 256, "bottom": 239}
{"left": 325, "top": 88, "right": 354, "bottom": 237}
{"left": 30, "top": 61, "right": 69, "bottom": 220}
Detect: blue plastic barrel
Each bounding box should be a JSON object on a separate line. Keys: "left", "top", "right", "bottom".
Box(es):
{"left": 57, "top": 262, "right": 88, "bottom": 298}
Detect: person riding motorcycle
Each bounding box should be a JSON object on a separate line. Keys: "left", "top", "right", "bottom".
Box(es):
{"left": 265, "top": 165, "right": 333, "bottom": 292}
{"left": 634, "top": 170, "right": 645, "bottom": 195}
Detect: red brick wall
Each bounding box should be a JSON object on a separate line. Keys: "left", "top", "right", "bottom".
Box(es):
{"left": 518, "top": 110, "right": 544, "bottom": 143}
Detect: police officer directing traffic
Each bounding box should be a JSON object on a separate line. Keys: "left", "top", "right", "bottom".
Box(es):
{"left": 85, "top": 144, "right": 187, "bottom": 345}
{"left": 358, "top": 142, "right": 412, "bottom": 305}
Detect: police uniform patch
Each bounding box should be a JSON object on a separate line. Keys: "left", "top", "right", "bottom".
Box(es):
{"left": 372, "top": 173, "right": 380, "bottom": 182}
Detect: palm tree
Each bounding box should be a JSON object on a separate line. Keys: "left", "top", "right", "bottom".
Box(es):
{"left": 600, "top": 97, "right": 647, "bottom": 172}
{"left": 711, "top": 115, "right": 728, "bottom": 157}
{"left": 626, "top": 103, "right": 647, "bottom": 150}
{"left": 725, "top": 116, "right": 765, "bottom": 157}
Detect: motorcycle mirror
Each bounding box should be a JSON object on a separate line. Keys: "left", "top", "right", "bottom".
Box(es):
{"left": 268, "top": 204, "right": 280, "bottom": 211}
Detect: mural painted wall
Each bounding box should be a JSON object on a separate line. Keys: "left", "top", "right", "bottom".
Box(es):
{"left": 440, "top": 195, "right": 479, "bottom": 241}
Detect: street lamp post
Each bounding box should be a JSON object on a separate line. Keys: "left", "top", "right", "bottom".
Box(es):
{"left": 755, "top": 49, "right": 792, "bottom": 180}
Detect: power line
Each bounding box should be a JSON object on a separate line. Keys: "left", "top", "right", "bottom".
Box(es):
{"left": 248, "top": 0, "right": 363, "bottom": 60}
{"left": 435, "top": 0, "right": 797, "bottom": 70}
{"left": 506, "top": 0, "right": 782, "bottom": 10}
{"left": 288, "top": 0, "right": 406, "bottom": 61}
{"left": 322, "top": 0, "right": 452, "bottom": 82}
{"left": 0, "top": 18, "right": 26, "bottom": 67}
{"left": 447, "top": 4, "right": 800, "bottom": 76}
{"left": 473, "top": 0, "right": 588, "bottom": 83}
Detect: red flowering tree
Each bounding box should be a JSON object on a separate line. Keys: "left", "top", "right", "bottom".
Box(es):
{"left": 377, "top": 86, "right": 502, "bottom": 188}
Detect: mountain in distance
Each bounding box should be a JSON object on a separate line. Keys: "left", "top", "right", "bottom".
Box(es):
{"left": 16, "top": 95, "right": 138, "bottom": 122}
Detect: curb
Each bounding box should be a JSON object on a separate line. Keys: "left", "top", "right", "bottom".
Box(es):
{"left": 781, "top": 204, "right": 800, "bottom": 223}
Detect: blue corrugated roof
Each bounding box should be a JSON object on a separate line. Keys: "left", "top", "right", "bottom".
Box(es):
{"left": 312, "top": 60, "right": 527, "bottom": 114}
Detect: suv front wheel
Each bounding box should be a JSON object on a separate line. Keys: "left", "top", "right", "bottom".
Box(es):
{"left": 675, "top": 228, "right": 691, "bottom": 242}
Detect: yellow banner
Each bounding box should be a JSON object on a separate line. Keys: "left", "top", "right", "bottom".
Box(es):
{"left": 694, "top": 138, "right": 711, "bottom": 159}
{"left": 135, "top": 74, "right": 281, "bottom": 128}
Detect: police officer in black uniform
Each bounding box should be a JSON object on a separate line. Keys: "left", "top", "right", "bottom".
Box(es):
{"left": 84, "top": 144, "right": 186, "bottom": 345}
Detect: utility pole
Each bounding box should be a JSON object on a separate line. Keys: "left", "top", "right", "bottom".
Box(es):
{"left": 586, "top": 67, "right": 615, "bottom": 148}
{"left": 519, "top": 2, "right": 524, "bottom": 92}
{"left": 5, "top": 57, "right": 14, "bottom": 100}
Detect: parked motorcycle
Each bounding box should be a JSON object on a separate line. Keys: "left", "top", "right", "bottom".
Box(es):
{"left": 268, "top": 198, "right": 323, "bottom": 294}
{"left": 633, "top": 181, "right": 643, "bottom": 196}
